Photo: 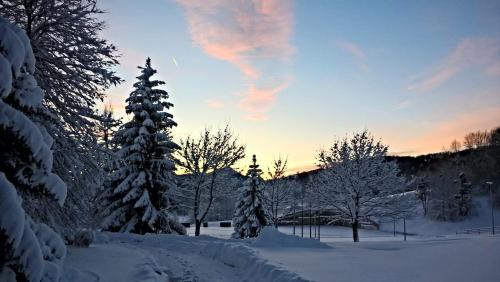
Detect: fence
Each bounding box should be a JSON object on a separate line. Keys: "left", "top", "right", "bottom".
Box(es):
{"left": 456, "top": 226, "right": 500, "bottom": 235}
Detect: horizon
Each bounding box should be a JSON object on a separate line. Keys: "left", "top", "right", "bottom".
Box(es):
{"left": 98, "top": 0, "right": 500, "bottom": 174}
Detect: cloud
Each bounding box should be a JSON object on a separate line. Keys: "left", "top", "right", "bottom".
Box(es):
{"left": 237, "top": 81, "right": 290, "bottom": 120}
{"left": 176, "top": 0, "right": 294, "bottom": 120}
{"left": 395, "top": 99, "right": 411, "bottom": 110}
{"left": 408, "top": 37, "right": 500, "bottom": 92}
{"left": 205, "top": 99, "right": 225, "bottom": 109}
{"left": 336, "top": 38, "right": 369, "bottom": 71}
{"left": 486, "top": 61, "right": 500, "bottom": 76}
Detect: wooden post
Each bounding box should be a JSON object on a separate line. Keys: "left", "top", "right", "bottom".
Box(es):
{"left": 488, "top": 182, "right": 495, "bottom": 235}
{"left": 393, "top": 218, "right": 396, "bottom": 237}
{"left": 403, "top": 217, "right": 407, "bottom": 241}
{"left": 301, "top": 188, "right": 304, "bottom": 238}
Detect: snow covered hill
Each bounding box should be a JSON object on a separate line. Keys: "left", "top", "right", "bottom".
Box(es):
{"left": 379, "top": 196, "right": 500, "bottom": 237}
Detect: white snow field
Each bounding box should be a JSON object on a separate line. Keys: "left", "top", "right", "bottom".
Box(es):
{"left": 64, "top": 198, "right": 500, "bottom": 282}
{"left": 62, "top": 228, "right": 500, "bottom": 282}
{"left": 254, "top": 230, "right": 500, "bottom": 282}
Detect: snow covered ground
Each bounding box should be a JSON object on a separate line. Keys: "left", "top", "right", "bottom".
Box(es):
{"left": 63, "top": 198, "right": 500, "bottom": 281}
{"left": 188, "top": 224, "right": 410, "bottom": 242}
{"left": 63, "top": 228, "right": 500, "bottom": 282}
{"left": 63, "top": 231, "right": 307, "bottom": 282}
{"left": 255, "top": 233, "right": 500, "bottom": 282}
{"left": 379, "top": 196, "right": 500, "bottom": 237}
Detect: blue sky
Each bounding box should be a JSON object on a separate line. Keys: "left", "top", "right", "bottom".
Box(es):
{"left": 99, "top": 0, "right": 500, "bottom": 173}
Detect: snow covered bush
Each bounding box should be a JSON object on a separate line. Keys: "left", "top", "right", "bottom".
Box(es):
{"left": 316, "top": 130, "right": 410, "bottom": 242}
{"left": 98, "top": 58, "right": 183, "bottom": 235}
{"left": 233, "top": 155, "right": 269, "bottom": 238}
{"left": 0, "top": 16, "right": 67, "bottom": 281}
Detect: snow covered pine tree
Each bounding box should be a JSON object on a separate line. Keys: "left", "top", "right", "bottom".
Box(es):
{"left": 99, "top": 58, "right": 185, "bottom": 235}
{"left": 0, "top": 0, "right": 121, "bottom": 232}
{"left": 0, "top": 17, "right": 67, "bottom": 281}
{"left": 233, "top": 155, "right": 269, "bottom": 238}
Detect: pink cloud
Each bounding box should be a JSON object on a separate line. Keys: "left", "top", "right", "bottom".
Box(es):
{"left": 336, "top": 38, "right": 369, "bottom": 71}
{"left": 408, "top": 37, "right": 500, "bottom": 92}
{"left": 238, "top": 81, "right": 290, "bottom": 121}
{"left": 486, "top": 61, "right": 500, "bottom": 76}
{"left": 176, "top": 0, "right": 294, "bottom": 120}
{"left": 337, "top": 39, "right": 366, "bottom": 60}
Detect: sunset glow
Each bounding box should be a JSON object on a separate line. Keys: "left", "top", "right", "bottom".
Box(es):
{"left": 100, "top": 0, "right": 500, "bottom": 173}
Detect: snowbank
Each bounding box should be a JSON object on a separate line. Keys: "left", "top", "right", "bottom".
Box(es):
{"left": 200, "top": 239, "right": 310, "bottom": 282}
{"left": 253, "top": 227, "right": 331, "bottom": 249}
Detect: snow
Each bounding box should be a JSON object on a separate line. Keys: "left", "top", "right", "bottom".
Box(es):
{"left": 64, "top": 243, "right": 169, "bottom": 282}
{"left": 253, "top": 227, "right": 330, "bottom": 248}
{"left": 379, "top": 197, "right": 500, "bottom": 237}
{"left": 255, "top": 235, "right": 500, "bottom": 282}
{"left": 1, "top": 16, "right": 67, "bottom": 281}
{"left": 61, "top": 228, "right": 500, "bottom": 282}
{"left": 64, "top": 232, "right": 308, "bottom": 282}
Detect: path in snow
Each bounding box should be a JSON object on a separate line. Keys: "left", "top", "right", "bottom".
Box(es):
{"left": 63, "top": 232, "right": 308, "bottom": 282}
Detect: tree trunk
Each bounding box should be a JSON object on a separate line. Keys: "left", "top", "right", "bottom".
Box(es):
{"left": 195, "top": 219, "right": 201, "bottom": 236}
{"left": 352, "top": 220, "right": 359, "bottom": 242}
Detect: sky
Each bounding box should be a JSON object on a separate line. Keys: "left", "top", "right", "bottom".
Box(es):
{"left": 99, "top": 0, "right": 500, "bottom": 174}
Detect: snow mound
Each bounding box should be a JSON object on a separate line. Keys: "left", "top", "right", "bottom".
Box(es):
{"left": 253, "top": 227, "right": 331, "bottom": 249}
{"left": 132, "top": 255, "right": 169, "bottom": 282}
{"left": 200, "top": 240, "right": 311, "bottom": 282}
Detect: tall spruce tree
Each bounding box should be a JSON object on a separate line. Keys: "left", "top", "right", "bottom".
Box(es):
{"left": 233, "top": 155, "right": 269, "bottom": 238}
{"left": 99, "top": 58, "right": 184, "bottom": 235}
{"left": 0, "top": 17, "right": 67, "bottom": 281}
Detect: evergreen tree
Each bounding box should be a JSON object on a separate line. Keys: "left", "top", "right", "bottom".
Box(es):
{"left": 455, "top": 172, "right": 472, "bottom": 217}
{"left": 233, "top": 155, "right": 269, "bottom": 238}
{"left": 99, "top": 58, "right": 184, "bottom": 235}
{"left": 0, "top": 0, "right": 121, "bottom": 232}
{"left": 0, "top": 17, "right": 66, "bottom": 281}
{"left": 97, "top": 104, "right": 122, "bottom": 152}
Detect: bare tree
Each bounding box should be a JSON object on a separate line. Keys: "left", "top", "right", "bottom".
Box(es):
{"left": 450, "top": 139, "right": 462, "bottom": 152}
{"left": 463, "top": 131, "right": 489, "bottom": 149}
{"left": 489, "top": 126, "right": 500, "bottom": 146}
{"left": 316, "top": 130, "right": 409, "bottom": 242}
{"left": 175, "top": 125, "right": 245, "bottom": 236}
{"left": 264, "top": 156, "right": 292, "bottom": 227}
